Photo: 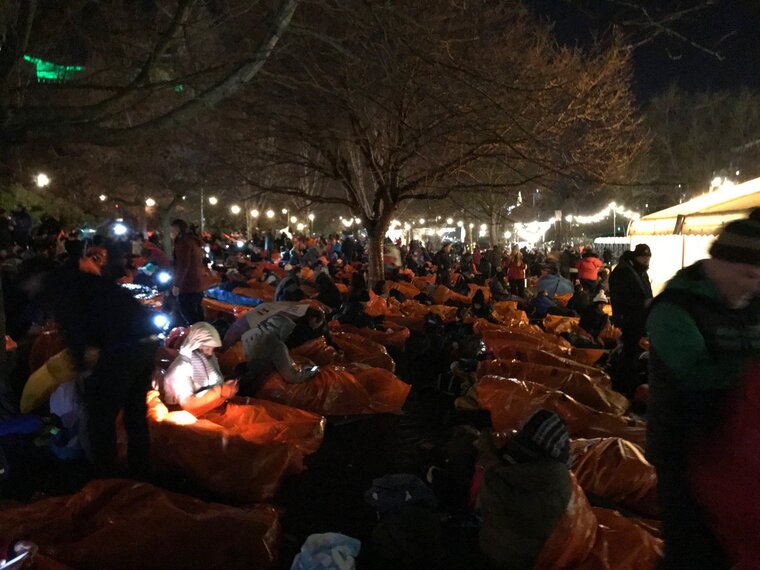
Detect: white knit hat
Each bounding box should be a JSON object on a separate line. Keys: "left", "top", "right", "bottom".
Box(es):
{"left": 593, "top": 290, "right": 609, "bottom": 304}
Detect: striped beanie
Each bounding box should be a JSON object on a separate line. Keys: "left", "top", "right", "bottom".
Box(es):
{"left": 515, "top": 409, "right": 570, "bottom": 465}
{"left": 710, "top": 209, "right": 760, "bottom": 266}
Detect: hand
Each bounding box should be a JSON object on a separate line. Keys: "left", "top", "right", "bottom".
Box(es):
{"left": 219, "top": 379, "right": 239, "bottom": 399}
{"left": 171, "top": 286, "right": 180, "bottom": 296}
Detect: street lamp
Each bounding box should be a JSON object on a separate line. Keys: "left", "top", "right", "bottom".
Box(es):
{"left": 208, "top": 196, "right": 218, "bottom": 205}
{"left": 296, "top": 223, "right": 305, "bottom": 231}
{"left": 290, "top": 215, "right": 297, "bottom": 224}
{"left": 266, "top": 209, "right": 275, "bottom": 219}
{"left": 230, "top": 204, "right": 241, "bottom": 215}
{"left": 281, "top": 208, "right": 288, "bottom": 215}
{"left": 446, "top": 217, "right": 453, "bottom": 225}
{"left": 145, "top": 198, "right": 156, "bottom": 207}
{"left": 35, "top": 173, "right": 50, "bottom": 188}
{"left": 99, "top": 194, "right": 107, "bottom": 202}
{"left": 308, "top": 213, "right": 315, "bottom": 221}
{"left": 457, "top": 220, "right": 464, "bottom": 227}
{"left": 250, "top": 209, "right": 260, "bottom": 218}
{"left": 419, "top": 218, "right": 425, "bottom": 225}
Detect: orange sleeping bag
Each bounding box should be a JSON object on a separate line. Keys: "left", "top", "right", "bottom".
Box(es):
{"left": 476, "top": 360, "right": 628, "bottom": 416}
{"left": 328, "top": 321, "right": 410, "bottom": 350}
{"left": 290, "top": 337, "right": 342, "bottom": 366}
{"left": 493, "top": 346, "right": 612, "bottom": 386}
{"left": 0, "top": 479, "right": 281, "bottom": 570}
{"left": 146, "top": 391, "right": 323, "bottom": 501}
{"left": 255, "top": 365, "right": 409, "bottom": 416}
{"left": 330, "top": 331, "right": 396, "bottom": 371}
{"left": 202, "top": 298, "right": 252, "bottom": 322}
{"left": 474, "top": 376, "right": 647, "bottom": 447}
{"left": 571, "top": 438, "right": 658, "bottom": 518}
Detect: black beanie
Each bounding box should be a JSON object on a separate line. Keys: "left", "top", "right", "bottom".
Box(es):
{"left": 709, "top": 209, "right": 760, "bottom": 266}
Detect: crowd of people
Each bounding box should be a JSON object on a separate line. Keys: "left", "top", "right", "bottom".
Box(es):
{"left": 1, "top": 206, "right": 760, "bottom": 569}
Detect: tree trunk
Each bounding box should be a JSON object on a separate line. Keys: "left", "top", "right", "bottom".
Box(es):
{"left": 366, "top": 231, "right": 384, "bottom": 287}
{"left": 161, "top": 200, "right": 180, "bottom": 255}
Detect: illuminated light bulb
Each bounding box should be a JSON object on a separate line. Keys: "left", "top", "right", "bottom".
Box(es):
{"left": 457, "top": 220, "right": 464, "bottom": 227}
{"left": 354, "top": 217, "right": 361, "bottom": 224}
{"left": 308, "top": 213, "right": 315, "bottom": 221}
{"left": 250, "top": 209, "right": 259, "bottom": 218}
{"left": 468, "top": 223, "right": 474, "bottom": 229}
{"left": 446, "top": 217, "right": 454, "bottom": 225}
{"left": 266, "top": 209, "right": 274, "bottom": 219}
{"left": 290, "top": 215, "right": 297, "bottom": 223}
{"left": 208, "top": 196, "right": 218, "bottom": 205}
{"left": 113, "top": 223, "right": 128, "bottom": 236}
{"left": 480, "top": 223, "right": 487, "bottom": 231}
{"left": 419, "top": 218, "right": 425, "bottom": 225}
{"left": 153, "top": 313, "right": 170, "bottom": 329}
{"left": 99, "top": 194, "right": 107, "bottom": 202}
{"left": 230, "top": 204, "right": 241, "bottom": 215}
{"left": 35, "top": 173, "right": 50, "bottom": 187}
{"left": 281, "top": 208, "right": 288, "bottom": 215}
{"left": 145, "top": 198, "right": 156, "bottom": 207}
{"left": 711, "top": 176, "right": 723, "bottom": 188}
{"left": 296, "top": 223, "right": 305, "bottom": 231}
{"left": 342, "top": 218, "right": 353, "bottom": 227}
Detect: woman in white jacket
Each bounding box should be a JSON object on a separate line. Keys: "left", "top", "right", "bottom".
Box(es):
{"left": 162, "top": 322, "right": 238, "bottom": 416}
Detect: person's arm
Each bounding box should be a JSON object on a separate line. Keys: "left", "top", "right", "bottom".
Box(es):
{"left": 179, "top": 381, "right": 238, "bottom": 417}
{"left": 647, "top": 302, "right": 746, "bottom": 391}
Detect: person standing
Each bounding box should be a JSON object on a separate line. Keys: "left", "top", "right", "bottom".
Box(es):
{"left": 170, "top": 219, "right": 205, "bottom": 326}
{"left": 608, "top": 243, "right": 652, "bottom": 396}
{"left": 506, "top": 245, "right": 527, "bottom": 297}
{"left": 576, "top": 246, "right": 603, "bottom": 291}
{"left": 647, "top": 212, "right": 760, "bottom": 569}
{"left": 45, "top": 269, "right": 158, "bottom": 476}
{"left": 434, "top": 242, "right": 453, "bottom": 287}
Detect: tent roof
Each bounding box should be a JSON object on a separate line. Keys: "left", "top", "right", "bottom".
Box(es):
{"left": 630, "top": 177, "right": 760, "bottom": 236}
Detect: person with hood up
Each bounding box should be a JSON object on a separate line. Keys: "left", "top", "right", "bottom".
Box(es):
{"left": 477, "top": 410, "right": 572, "bottom": 569}
{"left": 579, "top": 290, "right": 611, "bottom": 340}
{"left": 471, "top": 289, "right": 499, "bottom": 323}
{"left": 609, "top": 243, "right": 652, "bottom": 395}
{"left": 275, "top": 265, "right": 305, "bottom": 301}
{"left": 576, "top": 246, "right": 603, "bottom": 291}
{"left": 163, "top": 322, "right": 238, "bottom": 417}
{"left": 315, "top": 272, "right": 342, "bottom": 310}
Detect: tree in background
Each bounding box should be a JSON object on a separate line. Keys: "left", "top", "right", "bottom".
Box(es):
{"left": 226, "top": 1, "right": 643, "bottom": 283}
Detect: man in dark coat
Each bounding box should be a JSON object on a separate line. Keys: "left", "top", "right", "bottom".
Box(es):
{"left": 608, "top": 243, "right": 652, "bottom": 396}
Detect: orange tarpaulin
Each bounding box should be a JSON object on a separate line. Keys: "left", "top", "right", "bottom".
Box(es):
{"left": 202, "top": 298, "right": 252, "bottom": 322}
{"left": 330, "top": 331, "right": 396, "bottom": 371}
{"left": 5, "top": 335, "right": 17, "bottom": 351}
{"left": 0, "top": 479, "right": 281, "bottom": 570}
{"left": 492, "top": 346, "right": 612, "bottom": 387}
{"left": 145, "top": 391, "right": 321, "bottom": 501}
{"left": 474, "top": 377, "right": 647, "bottom": 447}
{"left": 476, "top": 360, "right": 628, "bottom": 416}
{"left": 571, "top": 438, "right": 658, "bottom": 518}
{"left": 543, "top": 314, "right": 581, "bottom": 333}
{"left": 386, "top": 280, "right": 421, "bottom": 300}
{"left": 583, "top": 508, "right": 663, "bottom": 570}
{"left": 290, "top": 337, "right": 342, "bottom": 366}
{"left": 328, "top": 321, "right": 410, "bottom": 350}
{"left": 255, "top": 365, "right": 409, "bottom": 416}
{"left": 431, "top": 285, "right": 470, "bottom": 305}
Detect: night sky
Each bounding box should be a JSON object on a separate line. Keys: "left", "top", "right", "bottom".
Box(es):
{"left": 526, "top": 0, "right": 760, "bottom": 100}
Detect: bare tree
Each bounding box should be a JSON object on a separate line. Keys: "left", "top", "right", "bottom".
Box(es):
{"left": 223, "top": 1, "right": 642, "bottom": 282}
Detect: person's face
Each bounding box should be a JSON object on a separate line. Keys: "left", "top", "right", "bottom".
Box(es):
{"left": 199, "top": 345, "right": 215, "bottom": 357}
{"left": 169, "top": 226, "right": 180, "bottom": 240}
{"left": 634, "top": 255, "right": 651, "bottom": 269}
{"left": 722, "top": 262, "right": 760, "bottom": 308}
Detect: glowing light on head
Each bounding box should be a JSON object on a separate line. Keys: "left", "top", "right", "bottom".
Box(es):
{"left": 446, "top": 217, "right": 454, "bottom": 225}
{"left": 157, "top": 271, "right": 172, "bottom": 284}
{"left": 290, "top": 215, "right": 297, "bottom": 224}
{"left": 250, "top": 209, "right": 259, "bottom": 218}
{"left": 208, "top": 196, "right": 218, "bottom": 205}
{"left": 153, "top": 313, "right": 170, "bottom": 330}
{"left": 99, "top": 194, "right": 107, "bottom": 202}
{"left": 35, "top": 173, "right": 50, "bottom": 187}
{"left": 230, "top": 204, "right": 241, "bottom": 215}
{"left": 266, "top": 209, "right": 275, "bottom": 219}
{"left": 113, "top": 223, "right": 128, "bottom": 236}
{"left": 145, "top": 198, "right": 156, "bottom": 207}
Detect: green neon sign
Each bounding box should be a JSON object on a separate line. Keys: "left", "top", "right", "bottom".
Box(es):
{"left": 24, "top": 55, "right": 84, "bottom": 81}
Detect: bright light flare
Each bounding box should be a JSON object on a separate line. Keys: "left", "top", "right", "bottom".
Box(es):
{"left": 157, "top": 271, "right": 172, "bottom": 284}
{"left": 113, "top": 223, "right": 128, "bottom": 236}
{"left": 35, "top": 173, "right": 50, "bottom": 187}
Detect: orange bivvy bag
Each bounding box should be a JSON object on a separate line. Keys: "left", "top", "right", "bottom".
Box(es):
{"left": 330, "top": 331, "right": 396, "bottom": 372}
{"left": 256, "top": 365, "right": 409, "bottom": 416}
{"left": 0, "top": 479, "right": 281, "bottom": 570}
{"left": 146, "top": 392, "right": 324, "bottom": 501}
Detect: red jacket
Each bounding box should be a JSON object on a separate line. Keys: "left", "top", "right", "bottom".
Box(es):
{"left": 506, "top": 260, "right": 526, "bottom": 280}
{"left": 576, "top": 254, "right": 603, "bottom": 281}
{"left": 173, "top": 233, "right": 205, "bottom": 293}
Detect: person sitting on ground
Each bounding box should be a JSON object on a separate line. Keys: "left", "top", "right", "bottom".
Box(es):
{"left": 470, "top": 289, "right": 499, "bottom": 323}
{"left": 162, "top": 322, "right": 238, "bottom": 417}
{"left": 315, "top": 272, "right": 342, "bottom": 310}
{"left": 489, "top": 271, "right": 512, "bottom": 302}
{"left": 478, "top": 410, "right": 572, "bottom": 570}
{"left": 567, "top": 281, "right": 592, "bottom": 314}
{"left": 534, "top": 264, "right": 574, "bottom": 297}
{"left": 275, "top": 265, "right": 305, "bottom": 301}
{"left": 579, "top": 289, "right": 611, "bottom": 340}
